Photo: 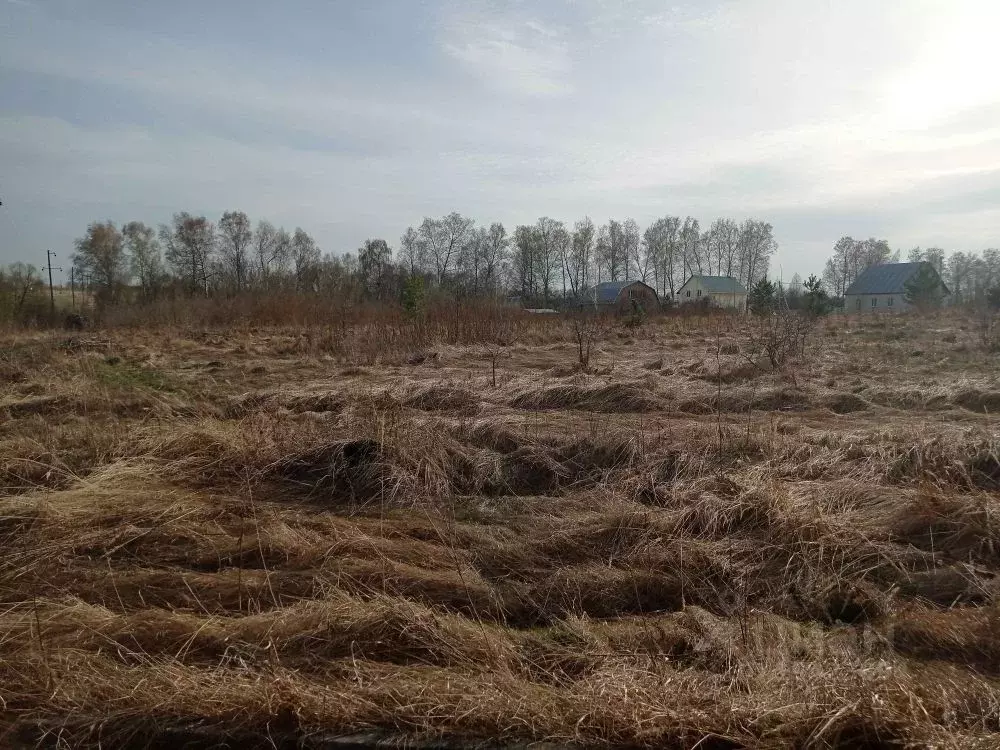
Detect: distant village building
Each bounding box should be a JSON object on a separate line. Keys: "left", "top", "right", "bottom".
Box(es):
{"left": 580, "top": 280, "right": 659, "bottom": 313}
{"left": 676, "top": 275, "right": 748, "bottom": 310}
{"left": 843, "top": 262, "right": 949, "bottom": 312}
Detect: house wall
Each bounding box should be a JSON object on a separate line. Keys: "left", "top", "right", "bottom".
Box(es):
{"left": 676, "top": 278, "right": 745, "bottom": 310}
{"left": 844, "top": 293, "right": 911, "bottom": 312}
{"left": 707, "top": 292, "right": 747, "bottom": 310}
{"left": 676, "top": 277, "right": 707, "bottom": 303}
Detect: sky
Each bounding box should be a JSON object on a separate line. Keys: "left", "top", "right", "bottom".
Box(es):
{"left": 2, "top": 0, "right": 1000, "bottom": 281}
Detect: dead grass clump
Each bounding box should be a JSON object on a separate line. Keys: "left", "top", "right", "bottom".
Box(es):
{"left": 287, "top": 392, "right": 348, "bottom": 414}
{"left": 953, "top": 388, "right": 1000, "bottom": 414}
{"left": 500, "top": 446, "right": 565, "bottom": 495}
{"left": 456, "top": 418, "right": 522, "bottom": 453}
{"left": 43, "top": 567, "right": 317, "bottom": 613}
{"left": 0, "top": 360, "right": 27, "bottom": 383}
{"left": 692, "top": 360, "right": 766, "bottom": 385}
{"left": 813, "top": 583, "right": 888, "bottom": 625}
{"left": 326, "top": 556, "right": 507, "bottom": 622}
{"left": 679, "top": 386, "right": 811, "bottom": 414}
{"left": 526, "top": 565, "right": 686, "bottom": 621}
{"left": 277, "top": 438, "right": 408, "bottom": 506}
{"left": 402, "top": 383, "right": 480, "bottom": 414}
{"left": 896, "top": 565, "right": 997, "bottom": 607}
{"left": 0, "top": 437, "right": 73, "bottom": 493}
{"left": 494, "top": 435, "right": 644, "bottom": 496}
{"left": 822, "top": 392, "right": 871, "bottom": 414}
{"left": 889, "top": 607, "right": 1000, "bottom": 674}
{"left": 3, "top": 394, "right": 71, "bottom": 417}
{"left": 866, "top": 389, "right": 949, "bottom": 410}
{"left": 226, "top": 389, "right": 348, "bottom": 417}
{"left": 233, "top": 594, "right": 511, "bottom": 669}
{"left": 510, "top": 382, "right": 665, "bottom": 412}
{"left": 667, "top": 483, "right": 783, "bottom": 538}
{"left": 554, "top": 435, "right": 642, "bottom": 479}
{"left": 270, "top": 417, "right": 493, "bottom": 505}
{"left": 966, "top": 448, "right": 1000, "bottom": 489}
{"left": 891, "top": 492, "right": 1000, "bottom": 565}
{"left": 742, "top": 386, "right": 811, "bottom": 412}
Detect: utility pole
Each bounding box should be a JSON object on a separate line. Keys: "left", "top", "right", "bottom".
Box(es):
{"left": 70, "top": 267, "right": 76, "bottom": 310}
{"left": 43, "top": 250, "right": 62, "bottom": 321}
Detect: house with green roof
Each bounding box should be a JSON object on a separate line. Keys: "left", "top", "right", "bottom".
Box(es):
{"left": 843, "top": 262, "right": 949, "bottom": 312}
{"left": 676, "top": 275, "right": 748, "bottom": 310}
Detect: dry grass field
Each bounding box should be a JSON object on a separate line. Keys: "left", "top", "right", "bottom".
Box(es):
{"left": 2, "top": 310, "right": 1000, "bottom": 748}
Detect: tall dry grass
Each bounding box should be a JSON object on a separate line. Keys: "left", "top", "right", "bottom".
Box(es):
{"left": 3, "top": 309, "right": 1000, "bottom": 747}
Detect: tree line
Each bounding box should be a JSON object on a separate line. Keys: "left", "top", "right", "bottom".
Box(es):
{"left": 60, "top": 211, "right": 778, "bottom": 309}
{"left": 822, "top": 237, "right": 1000, "bottom": 307}
{"left": 6, "top": 210, "right": 995, "bottom": 324}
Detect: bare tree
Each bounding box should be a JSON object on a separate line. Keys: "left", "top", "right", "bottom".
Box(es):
{"left": 552, "top": 223, "right": 572, "bottom": 299}
{"left": 597, "top": 220, "right": 629, "bottom": 281}
{"left": 479, "top": 222, "right": 509, "bottom": 294}
{"left": 217, "top": 211, "right": 254, "bottom": 292}
{"left": 399, "top": 226, "right": 423, "bottom": 276}
{"left": 73, "top": 220, "right": 129, "bottom": 305}
{"left": 625, "top": 219, "right": 653, "bottom": 283}
{"left": 568, "top": 310, "right": 610, "bottom": 369}
{"left": 947, "top": 251, "right": 977, "bottom": 305}
{"left": 680, "top": 217, "right": 703, "bottom": 276}
{"left": 123, "top": 221, "right": 164, "bottom": 302}
{"left": 707, "top": 218, "right": 741, "bottom": 278}
{"left": 253, "top": 220, "right": 287, "bottom": 287}
{"left": 1, "top": 263, "right": 42, "bottom": 316}
{"left": 419, "top": 212, "right": 474, "bottom": 285}
{"left": 534, "top": 217, "right": 563, "bottom": 304}
{"left": 566, "top": 217, "right": 595, "bottom": 297}
{"left": 161, "top": 213, "right": 215, "bottom": 295}
{"left": 358, "top": 238, "right": 392, "bottom": 299}
{"left": 737, "top": 219, "right": 776, "bottom": 294}
{"left": 512, "top": 224, "right": 538, "bottom": 300}
{"left": 290, "top": 228, "right": 320, "bottom": 292}
{"left": 644, "top": 216, "right": 681, "bottom": 299}
{"left": 823, "top": 235, "right": 891, "bottom": 297}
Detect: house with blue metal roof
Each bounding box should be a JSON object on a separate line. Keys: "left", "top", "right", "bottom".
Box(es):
{"left": 676, "top": 275, "right": 748, "bottom": 310}
{"left": 844, "top": 262, "right": 949, "bottom": 312}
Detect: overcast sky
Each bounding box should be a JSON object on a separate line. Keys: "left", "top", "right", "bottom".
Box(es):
{"left": 2, "top": 0, "right": 999, "bottom": 280}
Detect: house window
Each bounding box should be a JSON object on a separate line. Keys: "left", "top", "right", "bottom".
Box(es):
{"left": 686, "top": 290, "right": 691, "bottom": 298}
{"left": 872, "top": 298, "right": 877, "bottom": 307}
{"left": 887, "top": 297, "right": 893, "bottom": 307}
{"left": 856, "top": 298, "right": 862, "bottom": 310}
{"left": 696, "top": 289, "right": 702, "bottom": 297}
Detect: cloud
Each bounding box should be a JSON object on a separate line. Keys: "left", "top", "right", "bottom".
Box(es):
{"left": 3, "top": 0, "right": 1000, "bottom": 281}
{"left": 440, "top": 9, "right": 572, "bottom": 96}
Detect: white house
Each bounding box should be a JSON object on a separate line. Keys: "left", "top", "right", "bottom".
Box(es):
{"left": 676, "top": 275, "right": 748, "bottom": 310}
